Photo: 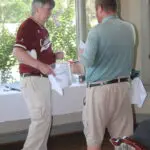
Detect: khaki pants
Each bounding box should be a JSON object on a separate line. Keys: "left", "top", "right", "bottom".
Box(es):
{"left": 82, "top": 82, "right": 133, "bottom": 147}
{"left": 20, "top": 76, "right": 52, "bottom": 150}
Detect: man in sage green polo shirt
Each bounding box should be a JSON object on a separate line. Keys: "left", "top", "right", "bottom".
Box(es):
{"left": 80, "top": 0, "right": 135, "bottom": 150}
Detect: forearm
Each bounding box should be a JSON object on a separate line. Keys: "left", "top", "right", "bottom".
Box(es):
{"left": 13, "top": 47, "right": 41, "bottom": 69}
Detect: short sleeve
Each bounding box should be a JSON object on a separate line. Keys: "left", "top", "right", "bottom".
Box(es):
{"left": 14, "top": 22, "right": 37, "bottom": 51}
{"left": 80, "top": 28, "right": 98, "bottom": 67}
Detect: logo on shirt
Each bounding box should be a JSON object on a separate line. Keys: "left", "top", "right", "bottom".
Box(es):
{"left": 40, "top": 38, "right": 51, "bottom": 52}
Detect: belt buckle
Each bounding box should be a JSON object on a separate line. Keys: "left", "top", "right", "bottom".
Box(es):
{"left": 87, "top": 83, "right": 93, "bottom": 88}
{"left": 40, "top": 74, "right": 48, "bottom": 78}
{"left": 102, "top": 81, "right": 107, "bottom": 85}
{"left": 117, "top": 78, "right": 120, "bottom": 83}
{"left": 87, "top": 83, "right": 91, "bottom": 88}
{"left": 40, "top": 74, "right": 46, "bottom": 78}
{"left": 21, "top": 73, "right": 25, "bottom": 78}
{"left": 21, "top": 73, "right": 27, "bottom": 78}
{"left": 87, "top": 81, "right": 104, "bottom": 88}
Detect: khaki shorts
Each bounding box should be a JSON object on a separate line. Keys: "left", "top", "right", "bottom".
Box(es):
{"left": 115, "top": 144, "right": 135, "bottom": 150}
{"left": 82, "top": 82, "right": 133, "bottom": 147}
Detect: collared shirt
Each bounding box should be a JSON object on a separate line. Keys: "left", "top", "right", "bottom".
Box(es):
{"left": 80, "top": 15, "right": 135, "bottom": 83}
{"left": 14, "top": 18, "right": 56, "bottom": 74}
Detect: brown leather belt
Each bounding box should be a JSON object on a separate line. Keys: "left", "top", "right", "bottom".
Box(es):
{"left": 20, "top": 73, "right": 48, "bottom": 78}
{"left": 87, "top": 77, "right": 129, "bottom": 88}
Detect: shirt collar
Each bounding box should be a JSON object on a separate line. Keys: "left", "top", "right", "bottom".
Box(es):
{"left": 102, "top": 15, "right": 118, "bottom": 23}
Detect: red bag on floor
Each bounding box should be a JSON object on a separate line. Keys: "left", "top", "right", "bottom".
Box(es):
{"left": 110, "top": 119, "right": 150, "bottom": 150}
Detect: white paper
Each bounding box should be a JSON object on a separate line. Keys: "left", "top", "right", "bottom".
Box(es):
{"left": 48, "top": 75, "right": 63, "bottom": 96}
{"left": 54, "top": 63, "right": 72, "bottom": 88}
{"left": 5, "top": 82, "right": 21, "bottom": 91}
{"left": 130, "top": 77, "right": 147, "bottom": 108}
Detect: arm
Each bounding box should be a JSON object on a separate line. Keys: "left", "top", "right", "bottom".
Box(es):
{"left": 13, "top": 47, "right": 55, "bottom": 75}
{"left": 13, "top": 47, "right": 39, "bottom": 68}
{"left": 130, "top": 24, "right": 137, "bottom": 69}
{"left": 80, "top": 29, "right": 98, "bottom": 68}
{"left": 130, "top": 24, "right": 139, "bottom": 79}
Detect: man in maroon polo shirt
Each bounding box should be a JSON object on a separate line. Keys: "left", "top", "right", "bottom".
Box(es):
{"left": 13, "top": 0, "right": 64, "bottom": 150}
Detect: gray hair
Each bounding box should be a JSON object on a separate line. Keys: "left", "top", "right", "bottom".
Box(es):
{"left": 31, "top": 1, "right": 43, "bottom": 16}
{"left": 31, "top": 0, "right": 55, "bottom": 16}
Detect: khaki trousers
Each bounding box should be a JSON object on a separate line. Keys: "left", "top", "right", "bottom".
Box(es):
{"left": 82, "top": 82, "right": 133, "bottom": 147}
{"left": 20, "top": 76, "right": 52, "bottom": 150}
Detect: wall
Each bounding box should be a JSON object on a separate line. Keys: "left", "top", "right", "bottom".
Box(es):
{"left": 120, "top": 0, "right": 141, "bottom": 70}
{"left": 121, "top": 0, "right": 150, "bottom": 85}
{"left": 120, "top": 0, "right": 150, "bottom": 115}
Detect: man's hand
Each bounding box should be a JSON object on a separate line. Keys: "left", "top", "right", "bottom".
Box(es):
{"left": 37, "top": 61, "right": 55, "bottom": 76}
{"left": 55, "top": 51, "right": 64, "bottom": 60}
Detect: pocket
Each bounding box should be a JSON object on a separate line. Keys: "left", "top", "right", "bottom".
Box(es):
{"left": 82, "top": 97, "right": 87, "bottom": 126}
{"left": 20, "top": 78, "right": 28, "bottom": 89}
{"left": 82, "top": 97, "right": 88, "bottom": 136}
{"left": 83, "top": 96, "right": 86, "bottom": 106}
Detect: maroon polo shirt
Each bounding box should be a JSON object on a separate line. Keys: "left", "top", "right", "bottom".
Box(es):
{"left": 14, "top": 17, "right": 56, "bottom": 74}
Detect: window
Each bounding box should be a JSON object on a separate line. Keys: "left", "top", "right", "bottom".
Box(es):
{"left": 86, "top": 0, "right": 97, "bottom": 28}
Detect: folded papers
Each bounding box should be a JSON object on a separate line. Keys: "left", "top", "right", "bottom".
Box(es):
{"left": 48, "top": 75, "right": 63, "bottom": 96}
{"left": 130, "top": 77, "right": 147, "bottom": 108}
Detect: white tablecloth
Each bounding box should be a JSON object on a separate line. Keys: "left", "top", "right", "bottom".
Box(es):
{"left": 0, "top": 84, "right": 86, "bottom": 122}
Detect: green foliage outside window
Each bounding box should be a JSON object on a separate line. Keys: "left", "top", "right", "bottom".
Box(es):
{"left": 0, "top": 27, "right": 16, "bottom": 83}
{"left": 46, "top": 0, "right": 77, "bottom": 60}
